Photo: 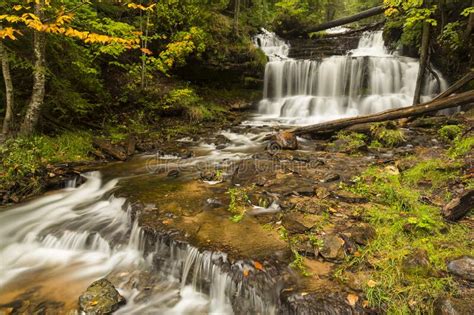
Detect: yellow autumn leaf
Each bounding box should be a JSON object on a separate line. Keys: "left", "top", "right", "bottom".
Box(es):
{"left": 367, "top": 280, "right": 377, "bottom": 288}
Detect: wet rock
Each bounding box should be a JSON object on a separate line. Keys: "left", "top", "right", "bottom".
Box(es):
{"left": 320, "top": 173, "right": 340, "bottom": 183}
{"left": 331, "top": 190, "right": 368, "bottom": 203}
{"left": 206, "top": 198, "right": 224, "bottom": 209}
{"left": 447, "top": 256, "right": 474, "bottom": 281}
{"left": 167, "top": 169, "right": 180, "bottom": 178}
{"left": 282, "top": 212, "right": 318, "bottom": 233}
{"left": 93, "top": 139, "right": 127, "bottom": 161}
{"left": 442, "top": 190, "right": 474, "bottom": 221}
{"left": 281, "top": 290, "right": 359, "bottom": 314}
{"left": 320, "top": 234, "right": 346, "bottom": 261}
{"left": 200, "top": 169, "right": 222, "bottom": 182}
{"left": 269, "top": 131, "right": 298, "bottom": 151}
{"left": 79, "top": 278, "right": 125, "bottom": 314}
{"left": 295, "top": 239, "right": 319, "bottom": 258}
{"left": 402, "top": 248, "right": 431, "bottom": 275}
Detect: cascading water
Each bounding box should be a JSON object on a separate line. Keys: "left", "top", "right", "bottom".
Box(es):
{"left": 254, "top": 30, "right": 448, "bottom": 125}
{"left": 0, "top": 173, "right": 279, "bottom": 314}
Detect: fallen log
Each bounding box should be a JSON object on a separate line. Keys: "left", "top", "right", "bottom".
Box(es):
{"left": 286, "top": 90, "right": 474, "bottom": 136}
{"left": 304, "top": 6, "right": 384, "bottom": 35}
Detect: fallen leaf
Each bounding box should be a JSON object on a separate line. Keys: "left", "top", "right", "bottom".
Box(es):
{"left": 367, "top": 280, "right": 377, "bottom": 288}
{"left": 362, "top": 300, "right": 369, "bottom": 308}
{"left": 162, "top": 219, "right": 172, "bottom": 225}
{"left": 347, "top": 293, "right": 359, "bottom": 306}
{"left": 243, "top": 269, "right": 249, "bottom": 277}
{"left": 253, "top": 261, "right": 264, "bottom": 271}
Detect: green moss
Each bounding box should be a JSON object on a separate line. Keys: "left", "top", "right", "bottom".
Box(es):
{"left": 330, "top": 131, "right": 367, "bottom": 153}
{"left": 370, "top": 123, "right": 405, "bottom": 147}
{"left": 438, "top": 125, "right": 462, "bottom": 142}
{"left": 448, "top": 136, "right": 474, "bottom": 158}
{"left": 402, "top": 159, "right": 460, "bottom": 189}
{"left": 342, "top": 165, "right": 472, "bottom": 313}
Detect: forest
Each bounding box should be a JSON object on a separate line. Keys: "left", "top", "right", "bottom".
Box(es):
{"left": 0, "top": 0, "right": 473, "bottom": 314}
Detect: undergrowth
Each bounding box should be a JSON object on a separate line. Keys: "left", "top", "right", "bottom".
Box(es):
{"left": 341, "top": 158, "right": 472, "bottom": 313}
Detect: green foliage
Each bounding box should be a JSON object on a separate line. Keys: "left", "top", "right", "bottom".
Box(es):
{"left": 290, "top": 249, "right": 312, "bottom": 276}
{"left": 438, "top": 125, "right": 462, "bottom": 142}
{"left": 0, "top": 132, "right": 93, "bottom": 190}
{"left": 438, "top": 22, "right": 463, "bottom": 52}
{"left": 227, "top": 186, "right": 250, "bottom": 222}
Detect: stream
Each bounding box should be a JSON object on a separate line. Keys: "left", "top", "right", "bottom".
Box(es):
{"left": 0, "top": 29, "right": 447, "bottom": 314}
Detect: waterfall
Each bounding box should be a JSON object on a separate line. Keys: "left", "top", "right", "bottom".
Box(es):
{"left": 0, "top": 172, "right": 279, "bottom": 314}
{"left": 255, "top": 30, "right": 448, "bottom": 125}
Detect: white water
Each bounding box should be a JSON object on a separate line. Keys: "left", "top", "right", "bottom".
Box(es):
{"left": 255, "top": 30, "right": 448, "bottom": 125}
{"left": 0, "top": 173, "right": 275, "bottom": 314}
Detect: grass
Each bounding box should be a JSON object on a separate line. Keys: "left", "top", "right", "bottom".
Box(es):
{"left": 438, "top": 125, "right": 462, "bottom": 142}
{"left": 340, "top": 161, "right": 472, "bottom": 313}
{"left": 448, "top": 135, "right": 474, "bottom": 158}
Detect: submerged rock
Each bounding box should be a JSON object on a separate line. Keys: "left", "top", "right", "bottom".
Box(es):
{"left": 78, "top": 279, "right": 125, "bottom": 314}
{"left": 447, "top": 256, "right": 474, "bottom": 281}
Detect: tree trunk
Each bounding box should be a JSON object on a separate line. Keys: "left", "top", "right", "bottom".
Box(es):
{"left": 0, "top": 34, "right": 14, "bottom": 138}
{"left": 439, "top": 0, "right": 447, "bottom": 30}
{"left": 233, "top": 0, "right": 241, "bottom": 36}
{"left": 140, "top": 11, "right": 150, "bottom": 90}
{"left": 285, "top": 91, "right": 474, "bottom": 137}
{"left": 302, "top": 5, "right": 384, "bottom": 35}
{"left": 413, "top": 21, "right": 431, "bottom": 105}
{"left": 21, "top": 0, "right": 46, "bottom": 135}
{"left": 464, "top": 0, "right": 474, "bottom": 40}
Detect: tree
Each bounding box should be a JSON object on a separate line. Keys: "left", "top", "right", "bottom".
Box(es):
{"left": 0, "top": 27, "right": 14, "bottom": 138}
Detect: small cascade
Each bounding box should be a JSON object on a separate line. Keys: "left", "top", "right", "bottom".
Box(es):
{"left": 255, "top": 29, "right": 448, "bottom": 125}
{"left": 0, "top": 172, "right": 279, "bottom": 314}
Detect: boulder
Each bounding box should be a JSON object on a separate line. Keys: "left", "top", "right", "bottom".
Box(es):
{"left": 447, "top": 256, "right": 474, "bottom": 281}
{"left": 282, "top": 212, "right": 318, "bottom": 233}
{"left": 345, "top": 224, "right": 376, "bottom": 246}
{"left": 442, "top": 190, "right": 474, "bottom": 221}
{"left": 320, "top": 234, "right": 346, "bottom": 260}
{"left": 268, "top": 131, "right": 298, "bottom": 151}
{"left": 402, "top": 248, "right": 431, "bottom": 276}
{"left": 78, "top": 279, "right": 125, "bottom": 314}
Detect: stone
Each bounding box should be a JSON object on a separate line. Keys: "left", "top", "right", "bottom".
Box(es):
{"left": 320, "top": 234, "right": 346, "bottom": 260}
{"left": 331, "top": 190, "right": 368, "bottom": 203}
{"left": 314, "top": 186, "right": 330, "bottom": 199}
{"left": 402, "top": 248, "right": 431, "bottom": 275}
{"left": 269, "top": 131, "right": 298, "bottom": 151}
{"left": 447, "top": 256, "right": 474, "bottom": 281}
{"left": 435, "top": 297, "right": 474, "bottom": 315}
{"left": 442, "top": 190, "right": 474, "bottom": 221}
{"left": 78, "top": 279, "right": 125, "bottom": 314}
{"left": 282, "top": 212, "right": 318, "bottom": 234}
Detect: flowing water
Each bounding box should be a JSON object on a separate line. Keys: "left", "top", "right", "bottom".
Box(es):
{"left": 0, "top": 29, "right": 449, "bottom": 314}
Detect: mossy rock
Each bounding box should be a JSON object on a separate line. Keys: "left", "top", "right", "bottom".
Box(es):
{"left": 78, "top": 279, "right": 125, "bottom": 314}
